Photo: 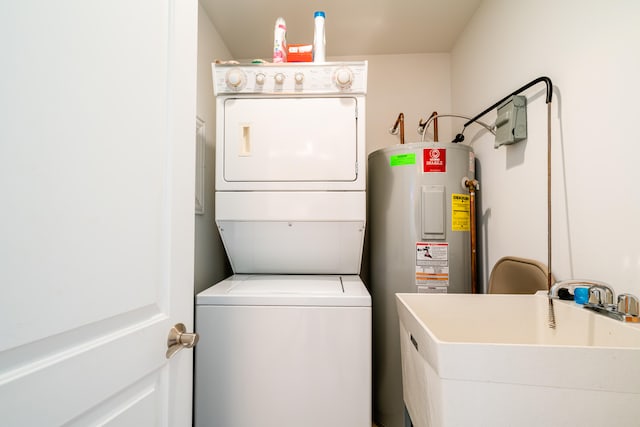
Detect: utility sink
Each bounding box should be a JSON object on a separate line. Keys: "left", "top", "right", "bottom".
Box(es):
{"left": 396, "top": 293, "right": 640, "bottom": 427}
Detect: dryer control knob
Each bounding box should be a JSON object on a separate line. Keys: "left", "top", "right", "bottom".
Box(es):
{"left": 255, "top": 73, "right": 266, "bottom": 85}
{"left": 335, "top": 67, "right": 353, "bottom": 89}
{"left": 274, "top": 73, "right": 285, "bottom": 85}
{"left": 294, "top": 72, "right": 304, "bottom": 84}
{"left": 225, "top": 68, "right": 246, "bottom": 90}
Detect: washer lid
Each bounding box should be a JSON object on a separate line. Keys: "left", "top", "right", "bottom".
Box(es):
{"left": 196, "top": 275, "right": 371, "bottom": 307}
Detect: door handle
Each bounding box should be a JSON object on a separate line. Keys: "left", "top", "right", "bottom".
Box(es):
{"left": 166, "top": 323, "right": 199, "bottom": 359}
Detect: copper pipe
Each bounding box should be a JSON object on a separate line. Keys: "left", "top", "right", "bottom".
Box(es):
{"left": 389, "top": 112, "right": 405, "bottom": 144}
{"left": 431, "top": 111, "right": 439, "bottom": 142}
{"left": 547, "top": 101, "right": 556, "bottom": 328}
{"left": 465, "top": 179, "right": 479, "bottom": 294}
{"left": 418, "top": 111, "right": 439, "bottom": 141}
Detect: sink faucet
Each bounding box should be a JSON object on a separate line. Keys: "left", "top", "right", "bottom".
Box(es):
{"left": 550, "top": 279, "right": 640, "bottom": 323}
{"left": 549, "top": 279, "right": 613, "bottom": 301}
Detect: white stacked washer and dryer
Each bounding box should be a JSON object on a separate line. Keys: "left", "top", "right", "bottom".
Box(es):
{"left": 194, "top": 61, "right": 371, "bottom": 427}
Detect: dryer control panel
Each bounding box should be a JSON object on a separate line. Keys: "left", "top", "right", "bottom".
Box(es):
{"left": 213, "top": 61, "right": 368, "bottom": 95}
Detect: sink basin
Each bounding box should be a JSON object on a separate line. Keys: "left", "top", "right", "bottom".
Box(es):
{"left": 396, "top": 293, "right": 640, "bottom": 427}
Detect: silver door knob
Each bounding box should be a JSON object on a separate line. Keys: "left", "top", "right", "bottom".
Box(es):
{"left": 166, "top": 323, "right": 199, "bottom": 359}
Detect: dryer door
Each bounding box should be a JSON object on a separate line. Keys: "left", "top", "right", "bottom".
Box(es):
{"left": 221, "top": 97, "right": 358, "bottom": 184}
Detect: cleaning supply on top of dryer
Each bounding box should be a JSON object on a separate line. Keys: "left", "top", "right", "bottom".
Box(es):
{"left": 273, "top": 17, "right": 287, "bottom": 63}
{"left": 287, "top": 44, "right": 313, "bottom": 62}
{"left": 313, "top": 11, "right": 326, "bottom": 62}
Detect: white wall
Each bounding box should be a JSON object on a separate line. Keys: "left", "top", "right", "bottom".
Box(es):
{"left": 194, "top": 4, "right": 233, "bottom": 294}
{"left": 452, "top": 0, "right": 640, "bottom": 294}
{"left": 333, "top": 54, "right": 452, "bottom": 155}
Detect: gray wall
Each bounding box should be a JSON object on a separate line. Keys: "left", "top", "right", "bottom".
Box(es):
{"left": 194, "top": 4, "right": 233, "bottom": 294}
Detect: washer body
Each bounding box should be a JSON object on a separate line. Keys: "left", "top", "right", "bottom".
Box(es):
{"left": 194, "top": 275, "right": 371, "bottom": 427}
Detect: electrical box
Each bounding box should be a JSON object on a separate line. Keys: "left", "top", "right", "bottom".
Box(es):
{"left": 494, "top": 95, "right": 527, "bottom": 148}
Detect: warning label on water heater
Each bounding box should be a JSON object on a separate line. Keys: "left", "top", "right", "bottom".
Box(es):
{"left": 451, "top": 194, "right": 470, "bottom": 231}
{"left": 415, "top": 242, "right": 449, "bottom": 288}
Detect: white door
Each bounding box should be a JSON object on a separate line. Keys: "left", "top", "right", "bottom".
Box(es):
{"left": 0, "top": 1, "right": 197, "bottom": 425}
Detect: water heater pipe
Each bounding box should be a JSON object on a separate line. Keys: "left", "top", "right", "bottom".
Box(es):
{"left": 431, "top": 111, "right": 439, "bottom": 142}
{"left": 389, "top": 112, "right": 405, "bottom": 144}
{"left": 465, "top": 178, "right": 480, "bottom": 294}
{"left": 417, "top": 111, "right": 439, "bottom": 142}
{"left": 419, "top": 113, "right": 495, "bottom": 143}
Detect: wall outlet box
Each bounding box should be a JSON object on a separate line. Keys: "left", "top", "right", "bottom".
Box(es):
{"left": 494, "top": 95, "right": 527, "bottom": 148}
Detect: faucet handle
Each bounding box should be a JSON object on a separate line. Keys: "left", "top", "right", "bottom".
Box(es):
{"left": 588, "top": 285, "right": 614, "bottom": 306}
{"left": 617, "top": 293, "right": 640, "bottom": 316}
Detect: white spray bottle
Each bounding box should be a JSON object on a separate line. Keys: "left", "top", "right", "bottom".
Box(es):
{"left": 313, "top": 11, "right": 326, "bottom": 62}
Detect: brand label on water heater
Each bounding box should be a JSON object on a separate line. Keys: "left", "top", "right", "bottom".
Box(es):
{"left": 415, "top": 242, "right": 449, "bottom": 288}
{"left": 423, "top": 148, "right": 446, "bottom": 172}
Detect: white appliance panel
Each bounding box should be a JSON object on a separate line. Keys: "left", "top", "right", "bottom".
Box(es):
{"left": 228, "top": 277, "right": 342, "bottom": 295}
{"left": 223, "top": 97, "right": 357, "bottom": 183}
{"left": 212, "top": 62, "right": 368, "bottom": 95}
{"left": 215, "top": 191, "right": 366, "bottom": 221}
{"left": 217, "top": 221, "right": 365, "bottom": 274}
{"left": 196, "top": 275, "right": 371, "bottom": 306}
